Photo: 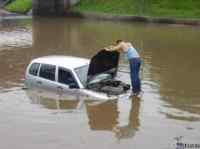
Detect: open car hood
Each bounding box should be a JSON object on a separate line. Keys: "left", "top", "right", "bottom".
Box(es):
{"left": 87, "top": 49, "right": 120, "bottom": 82}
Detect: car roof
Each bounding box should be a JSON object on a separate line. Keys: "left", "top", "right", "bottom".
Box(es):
{"left": 31, "top": 55, "right": 90, "bottom": 70}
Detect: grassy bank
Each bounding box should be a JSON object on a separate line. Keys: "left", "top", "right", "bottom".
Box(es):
{"left": 73, "top": 0, "right": 200, "bottom": 19}
{"left": 5, "top": 0, "right": 32, "bottom": 14}
{"left": 3, "top": 0, "right": 200, "bottom": 19}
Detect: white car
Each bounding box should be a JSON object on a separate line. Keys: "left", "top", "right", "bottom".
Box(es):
{"left": 25, "top": 50, "right": 130, "bottom": 100}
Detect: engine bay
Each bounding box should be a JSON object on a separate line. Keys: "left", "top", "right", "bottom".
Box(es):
{"left": 87, "top": 79, "right": 130, "bottom": 95}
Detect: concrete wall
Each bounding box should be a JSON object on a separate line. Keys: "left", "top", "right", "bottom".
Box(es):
{"left": 33, "top": 0, "right": 80, "bottom": 16}
{"left": 0, "top": 0, "right": 8, "bottom": 7}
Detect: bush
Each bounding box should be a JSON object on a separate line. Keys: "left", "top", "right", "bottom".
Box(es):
{"left": 5, "top": 0, "right": 32, "bottom": 14}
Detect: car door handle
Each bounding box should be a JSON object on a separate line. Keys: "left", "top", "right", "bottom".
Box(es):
{"left": 37, "top": 81, "right": 42, "bottom": 84}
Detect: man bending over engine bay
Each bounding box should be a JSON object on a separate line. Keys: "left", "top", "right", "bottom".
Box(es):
{"left": 105, "top": 40, "right": 142, "bottom": 96}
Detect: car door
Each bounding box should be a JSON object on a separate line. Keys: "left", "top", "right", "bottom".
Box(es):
{"left": 57, "top": 67, "right": 80, "bottom": 96}
{"left": 37, "top": 63, "right": 58, "bottom": 92}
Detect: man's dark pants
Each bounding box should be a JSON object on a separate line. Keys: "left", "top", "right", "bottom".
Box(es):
{"left": 129, "top": 58, "right": 141, "bottom": 94}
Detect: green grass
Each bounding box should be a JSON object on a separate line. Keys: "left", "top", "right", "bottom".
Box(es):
{"left": 4, "top": 0, "right": 200, "bottom": 18}
{"left": 73, "top": 0, "right": 200, "bottom": 19}
{"left": 5, "top": 0, "right": 32, "bottom": 14}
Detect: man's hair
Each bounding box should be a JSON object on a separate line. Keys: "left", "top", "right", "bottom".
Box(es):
{"left": 116, "top": 40, "right": 123, "bottom": 44}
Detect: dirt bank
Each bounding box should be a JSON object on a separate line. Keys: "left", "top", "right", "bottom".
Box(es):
{"left": 66, "top": 11, "right": 200, "bottom": 26}
{"left": 0, "top": 8, "right": 15, "bottom": 16}
{"left": 0, "top": 8, "right": 31, "bottom": 19}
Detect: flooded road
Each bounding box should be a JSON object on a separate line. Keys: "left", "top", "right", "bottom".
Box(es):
{"left": 0, "top": 17, "right": 200, "bottom": 149}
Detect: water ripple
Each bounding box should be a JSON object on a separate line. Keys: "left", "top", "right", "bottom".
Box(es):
{"left": 0, "top": 29, "right": 32, "bottom": 51}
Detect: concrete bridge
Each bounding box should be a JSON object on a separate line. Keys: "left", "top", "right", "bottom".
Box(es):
{"left": 32, "top": 0, "right": 79, "bottom": 15}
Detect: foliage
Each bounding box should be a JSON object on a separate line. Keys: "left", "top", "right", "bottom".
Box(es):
{"left": 5, "top": 0, "right": 32, "bottom": 14}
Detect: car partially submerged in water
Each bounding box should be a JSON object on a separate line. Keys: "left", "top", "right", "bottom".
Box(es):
{"left": 25, "top": 50, "right": 130, "bottom": 100}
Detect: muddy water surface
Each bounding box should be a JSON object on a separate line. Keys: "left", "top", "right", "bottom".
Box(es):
{"left": 0, "top": 17, "right": 200, "bottom": 149}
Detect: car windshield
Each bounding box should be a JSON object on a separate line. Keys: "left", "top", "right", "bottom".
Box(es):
{"left": 74, "top": 64, "right": 89, "bottom": 87}
{"left": 75, "top": 65, "right": 113, "bottom": 87}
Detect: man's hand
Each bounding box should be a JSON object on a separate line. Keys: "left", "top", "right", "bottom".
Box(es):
{"left": 104, "top": 47, "right": 111, "bottom": 51}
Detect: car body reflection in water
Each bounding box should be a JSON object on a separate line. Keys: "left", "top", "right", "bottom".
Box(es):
{"left": 26, "top": 88, "right": 82, "bottom": 111}
{"left": 25, "top": 88, "right": 140, "bottom": 140}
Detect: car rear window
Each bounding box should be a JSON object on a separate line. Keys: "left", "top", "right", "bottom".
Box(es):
{"left": 29, "top": 63, "right": 40, "bottom": 76}
{"left": 39, "top": 64, "right": 56, "bottom": 81}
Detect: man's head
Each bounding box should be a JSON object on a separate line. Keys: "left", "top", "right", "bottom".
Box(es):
{"left": 116, "top": 40, "right": 123, "bottom": 45}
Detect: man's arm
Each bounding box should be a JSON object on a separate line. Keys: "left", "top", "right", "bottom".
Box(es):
{"left": 105, "top": 44, "right": 122, "bottom": 52}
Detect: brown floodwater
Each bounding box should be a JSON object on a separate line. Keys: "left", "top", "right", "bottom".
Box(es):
{"left": 0, "top": 17, "right": 200, "bottom": 149}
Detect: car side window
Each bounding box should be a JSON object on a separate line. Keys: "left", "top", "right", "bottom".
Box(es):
{"left": 29, "top": 63, "right": 40, "bottom": 76}
{"left": 39, "top": 64, "right": 56, "bottom": 81}
{"left": 58, "top": 67, "right": 79, "bottom": 88}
